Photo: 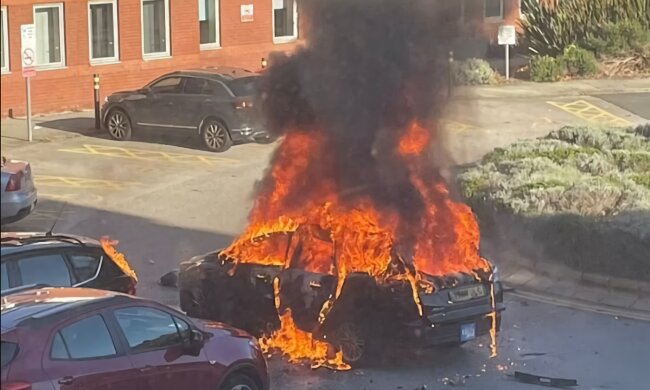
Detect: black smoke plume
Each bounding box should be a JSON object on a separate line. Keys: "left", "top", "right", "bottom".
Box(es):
{"left": 257, "top": 0, "right": 458, "bottom": 221}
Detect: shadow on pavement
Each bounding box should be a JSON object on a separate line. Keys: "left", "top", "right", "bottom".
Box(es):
{"left": 1, "top": 198, "right": 234, "bottom": 306}
{"left": 38, "top": 117, "right": 104, "bottom": 137}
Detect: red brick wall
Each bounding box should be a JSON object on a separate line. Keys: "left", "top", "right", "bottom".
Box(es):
{"left": 463, "top": 0, "right": 522, "bottom": 42}
{"left": 0, "top": 0, "right": 304, "bottom": 117}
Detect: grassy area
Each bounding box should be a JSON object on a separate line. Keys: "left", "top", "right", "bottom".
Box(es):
{"left": 458, "top": 125, "right": 650, "bottom": 281}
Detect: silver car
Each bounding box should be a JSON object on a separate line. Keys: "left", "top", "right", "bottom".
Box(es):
{"left": 1, "top": 157, "right": 37, "bottom": 225}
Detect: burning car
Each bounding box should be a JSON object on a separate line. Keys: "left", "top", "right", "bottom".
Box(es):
{"left": 179, "top": 222, "right": 504, "bottom": 366}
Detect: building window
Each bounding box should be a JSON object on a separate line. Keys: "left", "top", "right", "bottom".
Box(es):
{"left": 34, "top": 3, "right": 66, "bottom": 68}
{"left": 199, "top": 0, "right": 220, "bottom": 49}
{"left": 1, "top": 6, "right": 8, "bottom": 73}
{"left": 89, "top": 0, "right": 119, "bottom": 63}
{"left": 273, "top": 0, "right": 297, "bottom": 43}
{"left": 141, "top": 0, "right": 169, "bottom": 58}
{"left": 484, "top": 0, "right": 504, "bottom": 20}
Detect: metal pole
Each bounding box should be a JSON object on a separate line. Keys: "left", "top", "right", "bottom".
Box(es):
{"left": 448, "top": 50, "right": 454, "bottom": 98}
{"left": 26, "top": 77, "right": 33, "bottom": 142}
{"left": 505, "top": 44, "right": 510, "bottom": 80}
{"left": 93, "top": 74, "right": 101, "bottom": 130}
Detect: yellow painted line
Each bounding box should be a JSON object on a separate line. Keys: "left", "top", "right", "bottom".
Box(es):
{"left": 442, "top": 119, "right": 477, "bottom": 132}
{"left": 547, "top": 100, "right": 634, "bottom": 127}
{"left": 40, "top": 193, "right": 104, "bottom": 203}
{"left": 58, "top": 144, "right": 239, "bottom": 166}
{"left": 35, "top": 175, "right": 139, "bottom": 190}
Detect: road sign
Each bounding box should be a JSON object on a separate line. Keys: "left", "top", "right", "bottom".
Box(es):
{"left": 498, "top": 25, "right": 517, "bottom": 46}
{"left": 21, "top": 24, "right": 37, "bottom": 78}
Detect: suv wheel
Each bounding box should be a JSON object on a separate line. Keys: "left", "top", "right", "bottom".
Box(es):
{"left": 202, "top": 119, "right": 232, "bottom": 152}
{"left": 329, "top": 321, "right": 369, "bottom": 366}
{"left": 220, "top": 374, "right": 259, "bottom": 390}
{"left": 106, "top": 109, "right": 133, "bottom": 141}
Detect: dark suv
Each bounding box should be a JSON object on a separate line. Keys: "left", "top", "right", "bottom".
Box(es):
{"left": 1, "top": 287, "right": 269, "bottom": 390}
{"left": 101, "top": 67, "right": 271, "bottom": 152}
{"left": 178, "top": 226, "right": 505, "bottom": 366}
{"left": 1, "top": 232, "right": 137, "bottom": 295}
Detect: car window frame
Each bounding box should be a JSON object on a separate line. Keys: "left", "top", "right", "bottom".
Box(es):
{"left": 146, "top": 75, "right": 184, "bottom": 95}
{"left": 9, "top": 249, "right": 77, "bottom": 288}
{"left": 48, "top": 312, "right": 123, "bottom": 362}
{"left": 63, "top": 249, "right": 105, "bottom": 286}
{"left": 181, "top": 76, "right": 210, "bottom": 96}
{"left": 206, "top": 79, "right": 234, "bottom": 99}
{"left": 109, "top": 304, "right": 191, "bottom": 355}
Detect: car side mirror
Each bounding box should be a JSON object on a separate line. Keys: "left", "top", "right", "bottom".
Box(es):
{"left": 138, "top": 87, "right": 151, "bottom": 95}
{"left": 190, "top": 329, "right": 204, "bottom": 345}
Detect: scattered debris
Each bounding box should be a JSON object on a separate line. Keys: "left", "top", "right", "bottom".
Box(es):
{"left": 441, "top": 374, "right": 469, "bottom": 386}
{"left": 159, "top": 269, "right": 179, "bottom": 287}
{"left": 512, "top": 371, "right": 578, "bottom": 388}
{"left": 520, "top": 352, "right": 547, "bottom": 358}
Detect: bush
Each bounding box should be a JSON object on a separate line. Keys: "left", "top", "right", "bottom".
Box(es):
{"left": 559, "top": 45, "right": 599, "bottom": 76}
{"left": 452, "top": 58, "right": 496, "bottom": 85}
{"left": 585, "top": 21, "right": 650, "bottom": 57}
{"left": 529, "top": 55, "right": 563, "bottom": 82}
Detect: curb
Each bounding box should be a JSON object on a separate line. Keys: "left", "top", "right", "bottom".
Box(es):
{"left": 507, "top": 287, "right": 650, "bottom": 323}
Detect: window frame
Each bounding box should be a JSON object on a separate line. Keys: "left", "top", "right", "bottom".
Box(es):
{"left": 33, "top": 2, "right": 66, "bottom": 70}
{"left": 111, "top": 305, "right": 188, "bottom": 354}
{"left": 88, "top": 0, "right": 119, "bottom": 65}
{"left": 272, "top": 0, "right": 298, "bottom": 44}
{"left": 49, "top": 314, "right": 120, "bottom": 361}
{"left": 1, "top": 6, "right": 9, "bottom": 73}
{"left": 15, "top": 252, "right": 75, "bottom": 288}
{"left": 141, "top": 0, "right": 170, "bottom": 59}
{"left": 199, "top": 0, "right": 220, "bottom": 50}
{"left": 484, "top": 0, "right": 504, "bottom": 21}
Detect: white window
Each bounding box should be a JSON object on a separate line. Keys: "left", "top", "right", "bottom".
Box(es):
{"left": 199, "top": 0, "right": 220, "bottom": 49}
{"left": 1, "top": 6, "right": 9, "bottom": 73}
{"left": 88, "top": 0, "right": 119, "bottom": 63}
{"left": 273, "top": 0, "right": 297, "bottom": 43}
{"left": 141, "top": 0, "right": 169, "bottom": 58}
{"left": 34, "top": 3, "right": 66, "bottom": 68}
{"left": 484, "top": 0, "right": 504, "bottom": 20}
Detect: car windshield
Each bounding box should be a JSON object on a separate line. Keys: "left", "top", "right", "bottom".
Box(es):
{"left": 227, "top": 77, "right": 258, "bottom": 97}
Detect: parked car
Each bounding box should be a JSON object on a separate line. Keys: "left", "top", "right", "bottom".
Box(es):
{"left": 178, "top": 225, "right": 505, "bottom": 366}
{"left": 101, "top": 67, "right": 272, "bottom": 152}
{"left": 1, "top": 232, "right": 137, "bottom": 295}
{"left": 1, "top": 287, "right": 269, "bottom": 390}
{"left": 1, "top": 156, "right": 37, "bottom": 225}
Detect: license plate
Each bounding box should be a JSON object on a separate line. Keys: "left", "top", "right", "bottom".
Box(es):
{"left": 448, "top": 284, "right": 487, "bottom": 302}
{"left": 460, "top": 323, "right": 476, "bottom": 342}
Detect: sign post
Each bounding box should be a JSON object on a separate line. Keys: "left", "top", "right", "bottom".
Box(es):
{"left": 21, "top": 24, "right": 37, "bottom": 142}
{"left": 497, "top": 25, "right": 517, "bottom": 81}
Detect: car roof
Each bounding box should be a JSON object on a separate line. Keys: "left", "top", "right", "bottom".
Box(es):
{"left": 0, "top": 287, "right": 138, "bottom": 332}
{"left": 0, "top": 232, "right": 101, "bottom": 258}
{"left": 168, "top": 67, "right": 259, "bottom": 82}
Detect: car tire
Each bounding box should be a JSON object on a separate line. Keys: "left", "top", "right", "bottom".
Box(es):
{"left": 219, "top": 373, "right": 260, "bottom": 390}
{"left": 201, "top": 119, "right": 232, "bottom": 152}
{"left": 328, "top": 320, "right": 373, "bottom": 367}
{"left": 105, "top": 109, "right": 133, "bottom": 141}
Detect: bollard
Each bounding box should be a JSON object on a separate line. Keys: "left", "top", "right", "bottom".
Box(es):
{"left": 448, "top": 50, "right": 454, "bottom": 98}
{"left": 261, "top": 57, "right": 268, "bottom": 69}
{"left": 93, "top": 74, "right": 101, "bottom": 130}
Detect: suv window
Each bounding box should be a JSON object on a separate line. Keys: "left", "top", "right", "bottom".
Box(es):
{"left": 227, "top": 76, "right": 258, "bottom": 96}
{"left": 149, "top": 77, "right": 182, "bottom": 94}
{"left": 205, "top": 80, "right": 232, "bottom": 99}
{"left": 68, "top": 254, "right": 101, "bottom": 283}
{"left": 52, "top": 315, "right": 117, "bottom": 359}
{"left": 17, "top": 254, "right": 72, "bottom": 287}
{"left": 1, "top": 341, "right": 18, "bottom": 368}
{"left": 114, "top": 307, "right": 182, "bottom": 352}
{"left": 183, "top": 77, "right": 209, "bottom": 95}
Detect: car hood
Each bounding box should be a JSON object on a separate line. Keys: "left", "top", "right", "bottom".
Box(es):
{"left": 107, "top": 90, "right": 143, "bottom": 102}
{"left": 193, "top": 318, "right": 253, "bottom": 339}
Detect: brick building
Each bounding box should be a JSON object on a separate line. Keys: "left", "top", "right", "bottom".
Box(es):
{"left": 0, "top": 0, "right": 524, "bottom": 117}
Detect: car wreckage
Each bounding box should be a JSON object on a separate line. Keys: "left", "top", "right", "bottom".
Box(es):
{"left": 179, "top": 224, "right": 504, "bottom": 365}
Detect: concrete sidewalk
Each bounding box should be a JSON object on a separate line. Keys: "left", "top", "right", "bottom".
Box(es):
{"left": 454, "top": 77, "right": 650, "bottom": 100}
{"left": 1, "top": 111, "right": 98, "bottom": 150}
{"left": 499, "top": 252, "right": 650, "bottom": 322}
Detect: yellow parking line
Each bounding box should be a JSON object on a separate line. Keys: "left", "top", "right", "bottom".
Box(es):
{"left": 35, "top": 175, "right": 139, "bottom": 190}
{"left": 58, "top": 144, "right": 239, "bottom": 166}
{"left": 442, "top": 119, "right": 477, "bottom": 132}
{"left": 547, "top": 100, "right": 634, "bottom": 127}
{"left": 40, "top": 193, "right": 104, "bottom": 203}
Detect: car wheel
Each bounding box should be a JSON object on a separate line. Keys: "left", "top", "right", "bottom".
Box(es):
{"left": 328, "top": 321, "right": 369, "bottom": 366}
{"left": 202, "top": 119, "right": 232, "bottom": 152}
{"left": 219, "top": 373, "right": 259, "bottom": 390}
{"left": 106, "top": 109, "right": 133, "bottom": 141}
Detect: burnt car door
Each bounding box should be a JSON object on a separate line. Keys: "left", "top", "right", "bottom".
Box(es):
{"left": 42, "top": 313, "right": 142, "bottom": 390}
{"left": 111, "top": 305, "right": 215, "bottom": 390}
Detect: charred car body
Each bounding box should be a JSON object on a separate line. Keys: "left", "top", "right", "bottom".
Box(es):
{"left": 179, "top": 225, "right": 504, "bottom": 365}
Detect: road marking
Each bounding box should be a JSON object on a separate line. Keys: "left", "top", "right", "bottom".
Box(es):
{"left": 547, "top": 100, "right": 634, "bottom": 127}
{"left": 442, "top": 119, "right": 477, "bottom": 132}
{"left": 58, "top": 144, "right": 239, "bottom": 166}
{"left": 35, "top": 175, "right": 139, "bottom": 190}
{"left": 40, "top": 193, "right": 104, "bottom": 203}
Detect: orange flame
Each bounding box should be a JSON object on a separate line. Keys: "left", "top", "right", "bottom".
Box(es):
{"left": 100, "top": 237, "right": 138, "bottom": 283}
{"left": 227, "top": 122, "right": 494, "bottom": 367}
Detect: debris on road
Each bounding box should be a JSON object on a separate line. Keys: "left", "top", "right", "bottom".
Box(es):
{"left": 441, "top": 374, "right": 469, "bottom": 386}
{"left": 512, "top": 371, "right": 578, "bottom": 388}
{"left": 160, "top": 269, "right": 179, "bottom": 287}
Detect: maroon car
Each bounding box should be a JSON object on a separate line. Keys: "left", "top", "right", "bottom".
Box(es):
{"left": 1, "top": 287, "right": 268, "bottom": 390}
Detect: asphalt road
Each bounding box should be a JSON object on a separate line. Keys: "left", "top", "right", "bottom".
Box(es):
{"left": 2, "top": 92, "right": 648, "bottom": 389}
{"left": 596, "top": 92, "right": 650, "bottom": 120}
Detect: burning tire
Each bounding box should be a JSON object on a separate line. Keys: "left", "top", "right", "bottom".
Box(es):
{"left": 202, "top": 119, "right": 232, "bottom": 152}
{"left": 219, "top": 373, "right": 259, "bottom": 390}
{"left": 328, "top": 321, "right": 371, "bottom": 366}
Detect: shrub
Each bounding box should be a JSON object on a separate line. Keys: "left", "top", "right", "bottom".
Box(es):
{"left": 559, "top": 45, "right": 599, "bottom": 76}
{"left": 529, "top": 55, "right": 563, "bottom": 82}
{"left": 585, "top": 21, "right": 650, "bottom": 57}
{"left": 452, "top": 58, "right": 496, "bottom": 85}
